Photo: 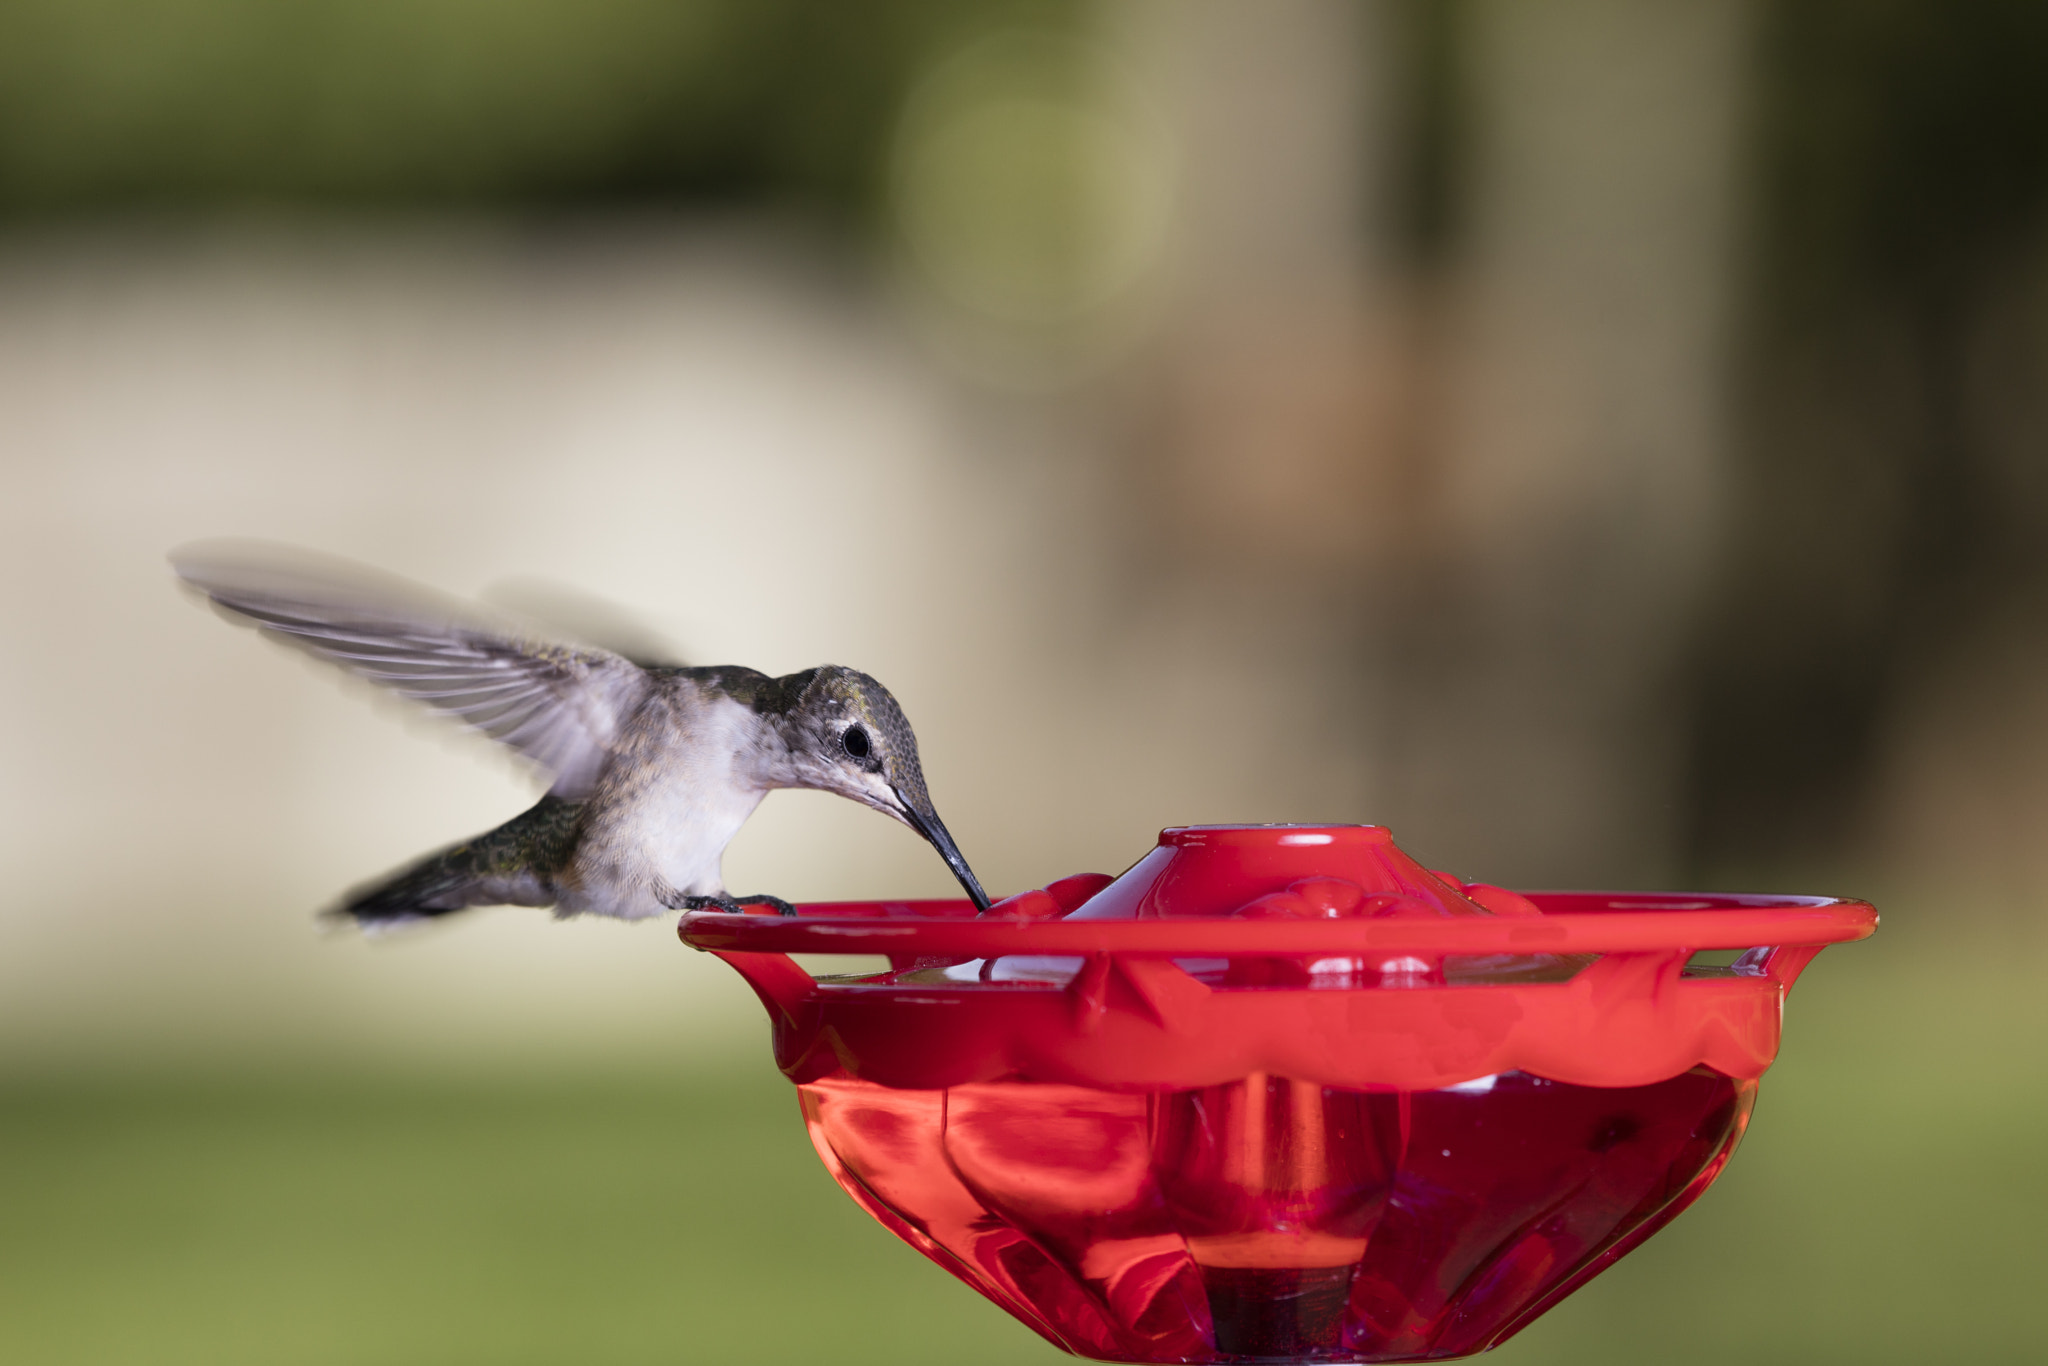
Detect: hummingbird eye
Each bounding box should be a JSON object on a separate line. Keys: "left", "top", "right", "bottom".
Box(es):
{"left": 841, "top": 725, "right": 871, "bottom": 760}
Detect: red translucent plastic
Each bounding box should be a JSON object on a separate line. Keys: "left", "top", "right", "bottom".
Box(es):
{"left": 800, "top": 1068, "right": 1750, "bottom": 1361}
{"left": 679, "top": 825, "right": 1872, "bottom": 1363}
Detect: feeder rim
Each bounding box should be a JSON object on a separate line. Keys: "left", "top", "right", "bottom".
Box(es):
{"left": 678, "top": 891, "right": 1876, "bottom": 957}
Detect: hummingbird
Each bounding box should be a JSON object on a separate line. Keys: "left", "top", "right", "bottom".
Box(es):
{"left": 172, "top": 543, "right": 992, "bottom": 927}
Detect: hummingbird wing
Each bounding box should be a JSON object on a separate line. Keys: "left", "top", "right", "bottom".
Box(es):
{"left": 173, "top": 543, "right": 652, "bottom": 799}
{"left": 477, "top": 577, "right": 687, "bottom": 669}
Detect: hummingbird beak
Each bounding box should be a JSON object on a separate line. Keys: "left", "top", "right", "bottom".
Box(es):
{"left": 891, "top": 785, "right": 991, "bottom": 912}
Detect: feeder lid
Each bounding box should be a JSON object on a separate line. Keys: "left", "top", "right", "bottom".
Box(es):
{"left": 1039, "top": 823, "right": 1534, "bottom": 921}
{"left": 679, "top": 825, "right": 1875, "bottom": 1092}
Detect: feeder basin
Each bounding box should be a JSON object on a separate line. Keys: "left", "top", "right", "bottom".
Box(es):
{"left": 679, "top": 825, "right": 1873, "bottom": 1364}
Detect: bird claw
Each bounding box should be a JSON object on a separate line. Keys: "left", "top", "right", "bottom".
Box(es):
{"left": 732, "top": 893, "right": 799, "bottom": 918}
{"left": 674, "top": 893, "right": 797, "bottom": 917}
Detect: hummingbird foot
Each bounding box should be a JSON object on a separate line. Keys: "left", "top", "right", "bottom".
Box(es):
{"left": 731, "top": 893, "right": 799, "bottom": 917}
{"left": 671, "top": 893, "right": 798, "bottom": 918}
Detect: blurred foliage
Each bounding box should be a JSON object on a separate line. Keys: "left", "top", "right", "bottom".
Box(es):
{"left": 1683, "top": 0, "right": 2048, "bottom": 868}
{"left": 3, "top": 912, "right": 2043, "bottom": 1364}
{"left": 0, "top": 0, "right": 1074, "bottom": 219}
{"left": 1759, "top": 0, "right": 2048, "bottom": 306}
{"left": 1387, "top": 0, "right": 1466, "bottom": 270}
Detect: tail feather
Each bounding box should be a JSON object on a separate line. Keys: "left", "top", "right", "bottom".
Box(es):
{"left": 334, "top": 855, "right": 507, "bottom": 925}
{"left": 330, "top": 795, "right": 584, "bottom": 927}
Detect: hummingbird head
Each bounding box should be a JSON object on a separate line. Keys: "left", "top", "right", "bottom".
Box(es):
{"left": 769, "top": 665, "right": 990, "bottom": 911}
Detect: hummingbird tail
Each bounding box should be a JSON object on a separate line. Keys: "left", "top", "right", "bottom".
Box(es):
{"left": 333, "top": 857, "right": 498, "bottom": 926}
{"left": 328, "top": 796, "right": 581, "bottom": 929}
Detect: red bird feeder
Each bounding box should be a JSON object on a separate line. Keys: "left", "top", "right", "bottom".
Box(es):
{"left": 680, "top": 825, "right": 1873, "bottom": 1363}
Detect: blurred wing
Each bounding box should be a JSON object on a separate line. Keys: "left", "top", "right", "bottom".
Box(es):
{"left": 173, "top": 543, "right": 652, "bottom": 798}
{"left": 478, "top": 577, "right": 687, "bottom": 669}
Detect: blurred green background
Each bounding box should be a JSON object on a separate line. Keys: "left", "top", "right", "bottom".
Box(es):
{"left": 6, "top": 0, "right": 2048, "bottom": 1362}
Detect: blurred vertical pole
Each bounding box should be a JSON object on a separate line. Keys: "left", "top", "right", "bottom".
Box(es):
{"left": 1382, "top": 0, "right": 1753, "bottom": 884}
{"left": 1113, "top": 0, "right": 1388, "bottom": 320}
{"left": 1104, "top": 0, "right": 1404, "bottom": 821}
